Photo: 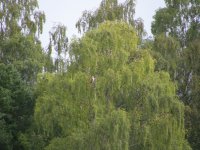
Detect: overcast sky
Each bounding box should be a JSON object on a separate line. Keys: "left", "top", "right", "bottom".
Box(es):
{"left": 38, "top": 0, "right": 165, "bottom": 47}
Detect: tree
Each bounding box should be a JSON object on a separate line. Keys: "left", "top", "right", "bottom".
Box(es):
{"left": 47, "top": 24, "right": 68, "bottom": 72}
{"left": 0, "top": 64, "right": 34, "bottom": 150}
{"left": 151, "top": 1, "right": 200, "bottom": 149}
{"left": 0, "top": 34, "right": 45, "bottom": 83}
{"left": 0, "top": 0, "right": 45, "bottom": 38}
{"left": 183, "top": 40, "right": 200, "bottom": 149}
{"left": 76, "top": 0, "right": 144, "bottom": 39}
{"left": 151, "top": 33, "right": 180, "bottom": 80}
{"left": 0, "top": 0, "right": 46, "bottom": 83}
{"left": 152, "top": 0, "right": 200, "bottom": 47}
{"left": 34, "top": 21, "right": 190, "bottom": 150}
{"left": 0, "top": 1, "right": 47, "bottom": 149}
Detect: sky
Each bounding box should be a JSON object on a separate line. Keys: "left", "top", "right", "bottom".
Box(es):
{"left": 38, "top": 0, "right": 165, "bottom": 48}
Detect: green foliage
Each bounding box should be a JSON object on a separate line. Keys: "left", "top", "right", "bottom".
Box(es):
{"left": 76, "top": 0, "right": 134, "bottom": 32}
{"left": 76, "top": 0, "right": 144, "bottom": 39}
{"left": 0, "top": 0, "right": 194, "bottom": 149}
{"left": 152, "top": 1, "right": 200, "bottom": 149}
{"left": 34, "top": 21, "right": 190, "bottom": 150}
{"left": 70, "top": 21, "right": 138, "bottom": 74}
{"left": 0, "top": 1, "right": 46, "bottom": 149}
{"left": 152, "top": 0, "right": 200, "bottom": 46}
{"left": 151, "top": 34, "right": 180, "bottom": 80}
{"left": 183, "top": 40, "right": 200, "bottom": 149}
{"left": 0, "top": 34, "right": 45, "bottom": 83}
{"left": 45, "top": 109, "right": 130, "bottom": 150}
{"left": 47, "top": 24, "right": 68, "bottom": 72}
{"left": 0, "top": 0, "right": 45, "bottom": 38}
{"left": 0, "top": 120, "right": 12, "bottom": 150}
{"left": 0, "top": 64, "right": 34, "bottom": 150}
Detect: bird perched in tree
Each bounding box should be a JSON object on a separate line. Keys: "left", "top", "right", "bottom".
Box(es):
{"left": 91, "top": 76, "right": 96, "bottom": 88}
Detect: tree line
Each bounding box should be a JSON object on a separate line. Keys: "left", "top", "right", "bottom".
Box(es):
{"left": 0, "top": 0, "right": 199, "bottom": 149}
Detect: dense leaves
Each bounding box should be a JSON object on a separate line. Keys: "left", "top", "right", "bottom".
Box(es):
{"left": 0, "top": 0, "right": 46, "bottom": 150}
{"left": 1, "top": 0, "right": 198, "bottom": 149}
{"left": 0, "top": 64, "right": 34, "bottom": 150}
{"left": 0, "top": 34, "right": 44, "bottom": 83}
{"left": 34, "top": 22, "right": 190, "bottom": 150}
{"left": 151, "top": 0, "right": 200, "bottom": 149}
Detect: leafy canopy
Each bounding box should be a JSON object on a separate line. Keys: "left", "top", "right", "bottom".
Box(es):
{"left": 34, "top": 21, "right": 190, "bottom": 150}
